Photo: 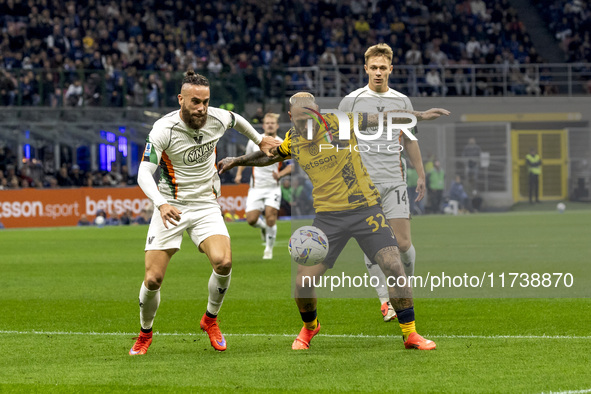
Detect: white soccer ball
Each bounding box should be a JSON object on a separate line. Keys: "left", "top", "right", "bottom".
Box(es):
{"left": 288, "top": 226, "right": 329, "bottom": 266}
{"left": 557, "top": 202, "right": 566, "bottom": 213}
{"left": 95, "top": 215, "right": 106, "bottom": 227}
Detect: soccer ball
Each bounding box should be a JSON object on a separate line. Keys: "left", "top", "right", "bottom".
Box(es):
{"left": 557, "top": 202, "right": 566, "bottom": 213}
{"left": 288, "top": 226, "right": 329, "bottom": 266}
{"left": 95, "top": 215, "right": 106, "bottom": 227}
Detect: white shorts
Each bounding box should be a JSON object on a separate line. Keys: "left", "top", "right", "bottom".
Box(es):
{"left": 245, "top": 186, "right": 281, "bottom": 212}
{"left": 145, "top": 201, "right": 229, "bottom": 251}
{"left": 376, "top": 182, "right": 410, "bottom": 219}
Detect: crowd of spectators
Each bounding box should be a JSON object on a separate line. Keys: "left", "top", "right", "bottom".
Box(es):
{"left": 535, "top": 0, "right": 591, "bottom": 62}
{"left": 0, "top": 0, "right": 559, "bottom": 106}
{"left": 0, "top": 145, "right": 136, "bottom": 190}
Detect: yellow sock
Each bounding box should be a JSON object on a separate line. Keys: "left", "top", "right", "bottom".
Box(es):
{"left": 304, "top": 318, "right": 318, "bottom": 330}
{"left": 400, "top": 321, "right": 416, "bottom": 341}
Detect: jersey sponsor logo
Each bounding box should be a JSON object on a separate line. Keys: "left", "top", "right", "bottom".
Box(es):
{"left": 302, "top": 155, "right": 337, "bottom": 171}
{"left": 183, "top": 141, "right": 216, "bottom": 164}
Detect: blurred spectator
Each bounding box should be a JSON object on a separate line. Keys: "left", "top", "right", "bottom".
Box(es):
{"left": 77, "top": 214, "right": 91, "bottom": 226}
{"left": 526, "top": 146, "right": 542, "bottom": 204}
{"left": 425, "top": 68, "right": 443, "bottom": 96}
{"left": 56, "top": 166, "right": 74, "bottom": 187}
{"left": 0, "top": 70, "right": 17, "bottom": 106}
{"left": 462, "top": 138, "right": 481, "bottom": 186}
{"left": 524, "top": 67, "right": 541, "bottom": 96}
{"left": 134, "top": 204, "right": 153, "bottom": 225}
{"left": 405, "top": 43, "right": 422, "bottom": 66}
{"left": 106, "top": 212, "right": 120, "bottom": 226}
{"left": 448, "top": 175, "right": 471, "bottom": 213}
{"left": 65, "top": 79, "right": 83, "bottom": 106}
{"left": 70, "top": 165, "right": 85, "bottom": 186}
{"left": 250, "top": 107, "right": 264, "bottom": 125}
{"left": 427, "top": 160, "right": 445, "bottom": 214}
{"left": 120, "top": 209, "right": 134, "bottom": 225}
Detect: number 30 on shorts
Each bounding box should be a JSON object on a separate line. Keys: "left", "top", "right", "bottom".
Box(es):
{"left": 365, "top": 213, "right": 389, "bottom": 232}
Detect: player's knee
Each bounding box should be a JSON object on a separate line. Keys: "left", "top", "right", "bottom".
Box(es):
{"left": 144, "top": 274, "right": 164, "bottom": 290}
{"left": 397, "top": 238, "right": 411, "bottom": 253}
{"left": 266, "top": 217, "right": 277, "bottom": 227}
{"left": 246, "top": 217, "right": 257, "bottom": 226}
{"left": 212, "top": 255, "right": 232, "bottom": 275}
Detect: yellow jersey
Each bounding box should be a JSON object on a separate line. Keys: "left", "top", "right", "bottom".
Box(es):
{"left": 277, "top": 112, "right": 381, "bottom": 212}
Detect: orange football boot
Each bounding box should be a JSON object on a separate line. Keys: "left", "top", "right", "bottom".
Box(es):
{"left": 200, "top": 314, "right": 227, "bottom": 351}
{"left": 292, "top": 323, "right": 321, "bottom": 350}
{"left": 129, "top": 331, "right": 152, "bottom": 355}
{"left": 404, "top": 332, "right": 436, "bottom": 350}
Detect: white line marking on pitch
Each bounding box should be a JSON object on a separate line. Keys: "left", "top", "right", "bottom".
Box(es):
{"left": 0, "top": 330, "right": 590, "bottom": 340}
{"left": 542, "top": 390, "right": 591, "bottom": 394}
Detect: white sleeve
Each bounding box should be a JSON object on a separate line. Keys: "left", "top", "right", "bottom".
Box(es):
{"left": 233, "top": 113, "right": 263, "bottom": 145}
{"left": 138, "top": 161, "right": 168, "bottom": 208}
{"left": 338, "top": 97, "right": 349, "bottom": 112}
{"left": 245, "top": 139, "right": 257, "bottom": 155}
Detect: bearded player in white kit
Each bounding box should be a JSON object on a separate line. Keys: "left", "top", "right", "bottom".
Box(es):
{"left": 339, "top": 44, "right": 449, "bottom": 321}
{"left": 129, "top": 70, "right": 279, "bottom": 355}
{"left": 234, "top": 113, "right": 292, "bottom": 260}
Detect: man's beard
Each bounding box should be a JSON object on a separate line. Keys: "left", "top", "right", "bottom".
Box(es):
{"left": 181, "top": 104, "right": 207, "bottom": 130}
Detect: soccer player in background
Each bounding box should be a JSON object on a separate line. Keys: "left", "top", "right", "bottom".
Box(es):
{"left": 129, "top": 70, "right": 279, "bottom": 355}
{"left": 234, "top": 113, "right": 292, "bottom": 259}
{"left": 219, "top": 92, "right": 448, "bottom": 350}
{"left": 339, "top": 44, "right": 449, "bottom": 321}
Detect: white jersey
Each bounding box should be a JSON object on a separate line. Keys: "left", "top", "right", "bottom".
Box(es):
{"left": 244, "top": 135, "right": 284, "bottom": 189}
{"left": 143, "top": 107, "right": 235, "bottom": 202}
{"left": 338, "top": 86, "right": 415, "bottom": 184}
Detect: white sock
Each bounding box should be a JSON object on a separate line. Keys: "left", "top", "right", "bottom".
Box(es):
{"left": 400, "top": 244, "right": 416, "bottom": 277}
{"left": 265, "top": 224, "right": 277, "bottom": 250}
{"left": 207, "top": 270, "right": 232, "bottom": 316}
{"left": 364, "top": 254, "right": 389, "bottom": 302}
{"left": 139, "top": 282, "right": 160, "bottom": 330}
{"left": 253, "top": 217, "right": 267, "bottom": 230}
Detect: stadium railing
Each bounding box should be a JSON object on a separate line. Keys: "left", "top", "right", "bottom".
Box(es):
{"left": 0, "top": 67, "right": 287, "bottom": 110}
{"left": 285, "top": 63, "right": 591, "bottom": 97}
{"left": 1, "top": 63, "right": 590, "bottom": 110}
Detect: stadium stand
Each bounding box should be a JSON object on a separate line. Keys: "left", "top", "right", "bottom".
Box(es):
{"left": 534, "top": 0, "right": 591, "bottom": 62}
{"left": 0, "top": 0, "right": 565, "bottom": 109}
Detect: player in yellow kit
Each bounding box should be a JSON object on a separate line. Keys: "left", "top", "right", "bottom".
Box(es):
{"left": 219, "top": 92, "right": 448, "bottom": 350}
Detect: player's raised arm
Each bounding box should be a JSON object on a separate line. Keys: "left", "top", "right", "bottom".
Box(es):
{"left": 416, "top": 108, "right": 450, "bottom": 121}
{"left": 232, "top": 112, "right": 280, "bottom": 157}
{"left": 366, "top": 108, "right": 450, "bottom": 127}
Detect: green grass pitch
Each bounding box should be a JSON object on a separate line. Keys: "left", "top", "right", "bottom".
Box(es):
{"left": 1, "top": 209, "right": 590, "bottom": 392}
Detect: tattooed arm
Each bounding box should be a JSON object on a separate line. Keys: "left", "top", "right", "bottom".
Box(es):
{"left": 366, "top": 108, "right": 450, "bottom": 127}
{"left": 218, "top": 147, "right": 285, "bottom": 175}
